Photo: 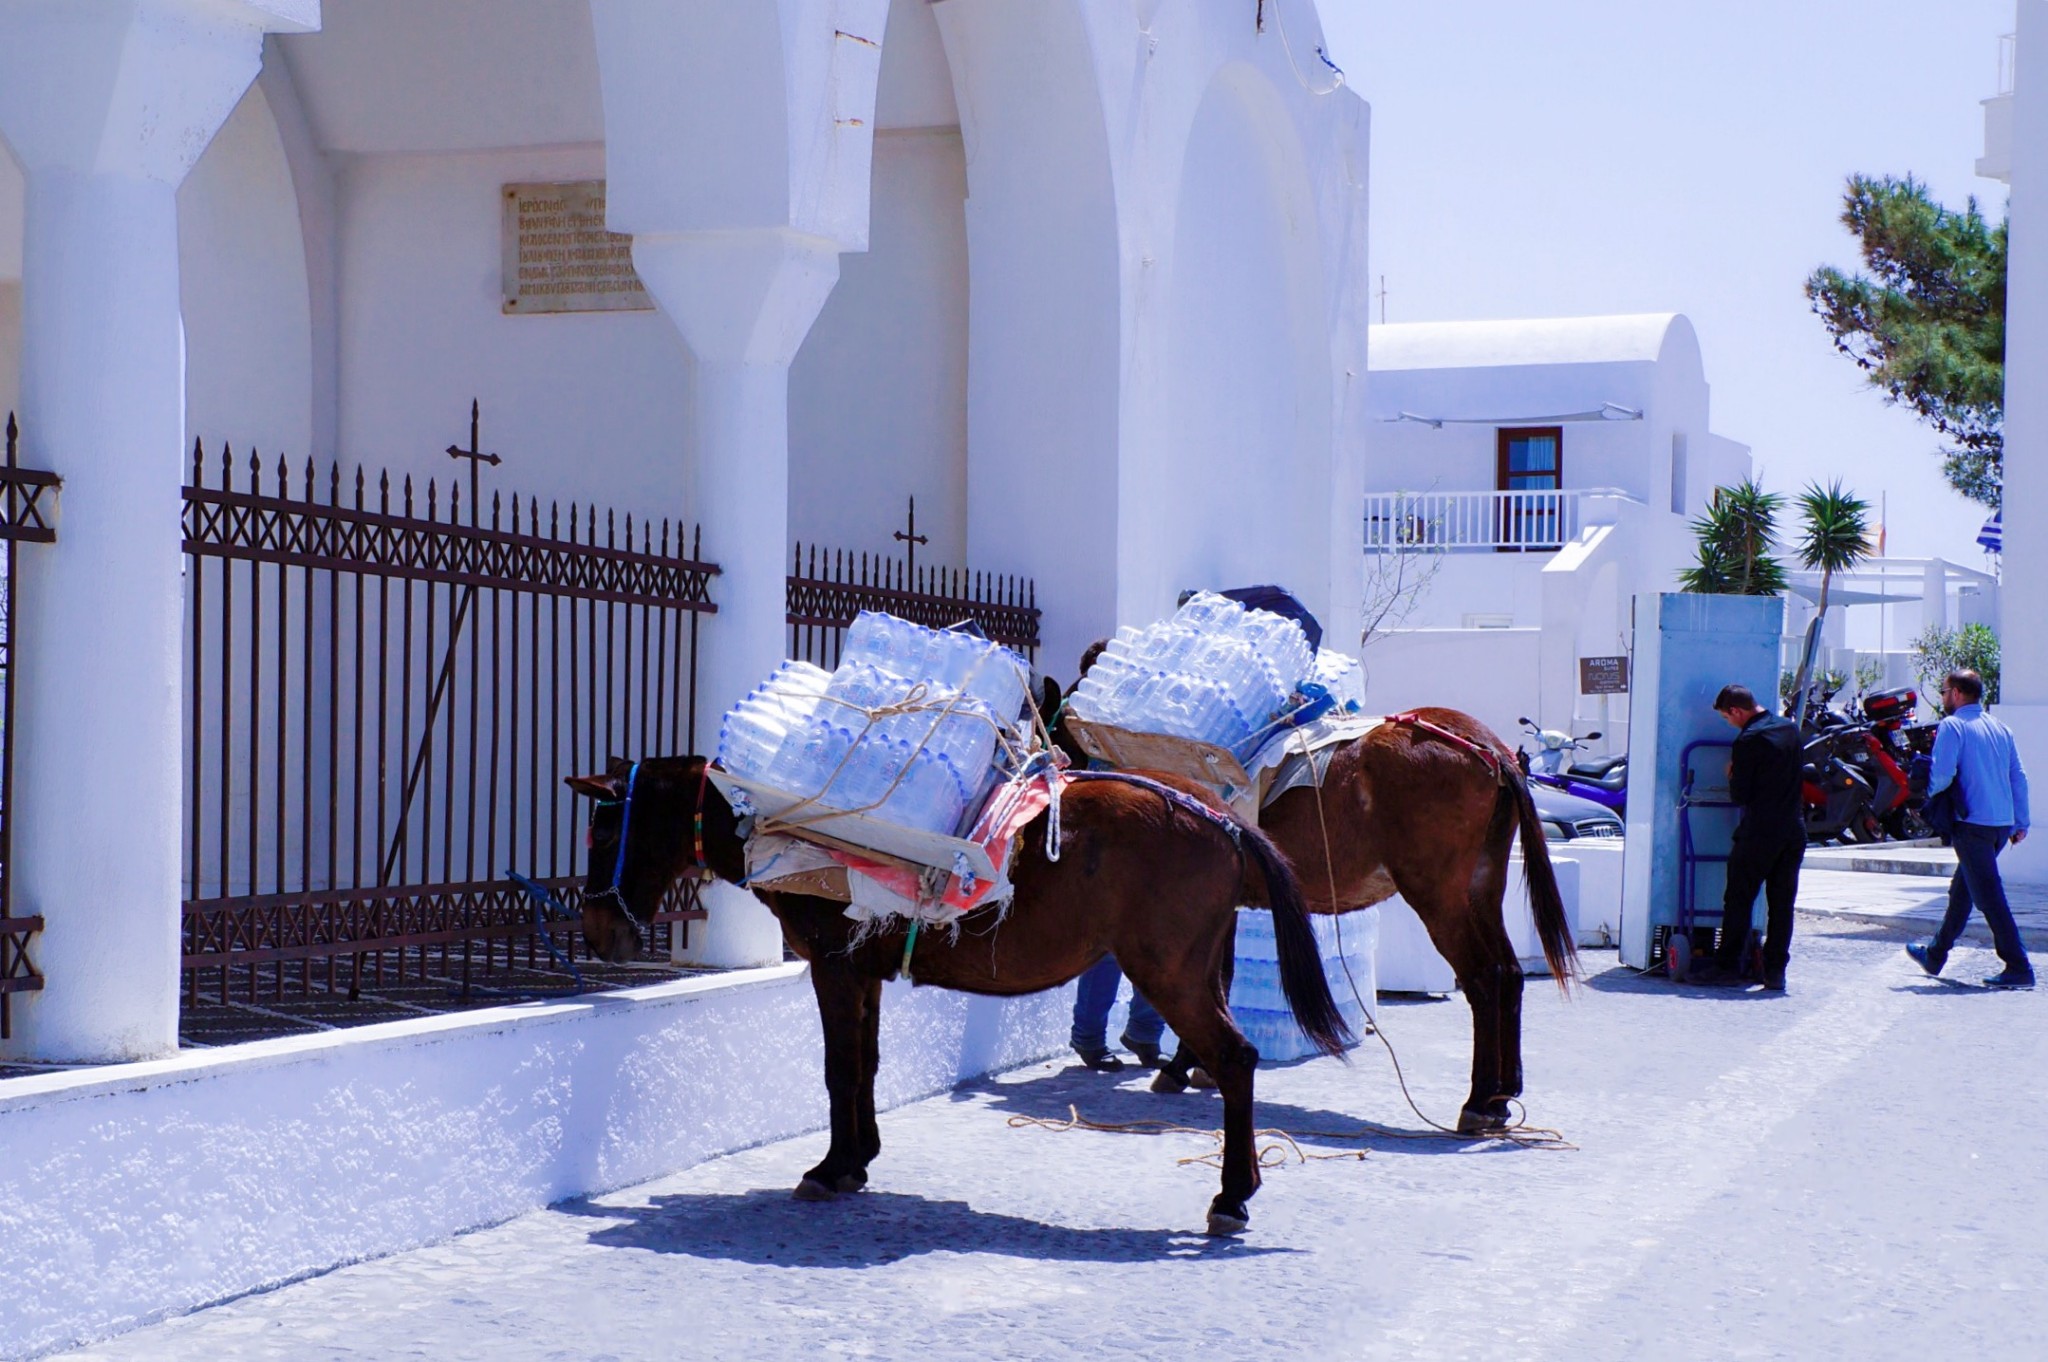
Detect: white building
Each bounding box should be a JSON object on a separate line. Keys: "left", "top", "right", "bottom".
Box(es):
{"left": 1358, "top": 313, "right": 1751, "bottom": 747}
{"left": 1983, "top": 2, "right": 2048, "bottom": 883}
{"left": 0, "top": 0, "right": 1370, "bottom": 1064}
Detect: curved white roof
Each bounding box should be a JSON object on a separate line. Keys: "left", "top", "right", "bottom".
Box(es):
{"left": 1369, "top": 314, "right": 1689, "bottom": 372}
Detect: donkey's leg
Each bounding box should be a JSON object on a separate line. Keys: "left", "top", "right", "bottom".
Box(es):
{"left": 1465, "top": 838, "right": 1525, "bottom": 1131}
{"left": 797, "top": 959, "right": 872, "bottom": 1199}
{"left": 1152, "top": 946, "right": 1234, "bottom": 1095}
{"left": 1124, "top": 949, "right": 1260, "bottom": 1234}
{"left": 855, "top": 975, "right": 884, "bottom": 1175}
{"left": 1403, "top": 876, "right": 1519, "bottom": 1135}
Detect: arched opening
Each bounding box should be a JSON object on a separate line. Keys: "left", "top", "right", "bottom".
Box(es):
{"left": 179, "top": 79, "right": 314, "bottom": 464}
{"left": 1137, "top": 65, "right": 1334, "bottom": 624}
{"left": 935, "top": 0, "right": 1123, "bottom": 679}
{"left": 788, "top": 0, "right": 970, "bottom": 564}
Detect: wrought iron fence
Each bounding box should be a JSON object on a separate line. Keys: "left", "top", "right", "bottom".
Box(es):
{"left": 181, "top": 421, "right": 718, "bottom": 1005}
{"left": 786, "top": 540, "right": 1040, "bottom": 669}
{"left": 0, "top": 415, "right": 57, "bottom": 1040}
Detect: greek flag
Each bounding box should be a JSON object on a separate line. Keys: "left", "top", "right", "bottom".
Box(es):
{"left": 1977, "top": 510, "right": 2002, "bottom": 553}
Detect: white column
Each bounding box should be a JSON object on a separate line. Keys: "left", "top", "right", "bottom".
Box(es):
{"left": 2000, "top": 0, "right": 2048, "bottom": 884}
{"left": 634, "top": 230, "right": 840, "bottom": 967}
{"left": 0, "top": 0, "right": 317, "bottom": 1062}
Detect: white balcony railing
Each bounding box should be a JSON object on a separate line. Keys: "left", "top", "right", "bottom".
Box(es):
{"left": 1363, "top": 488, "right": 1640, "bottom": 553}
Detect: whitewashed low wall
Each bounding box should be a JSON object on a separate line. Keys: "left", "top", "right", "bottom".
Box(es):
{"left": 0, "top": 966, "right": 1073, "bottom": 1360}
{"left": 1374, "top": 848, "right": 1601, "bottom": 992}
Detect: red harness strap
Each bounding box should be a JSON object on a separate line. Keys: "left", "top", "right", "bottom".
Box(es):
{"left": 1387, "top": 710, "right": 1506, "bottom": 784}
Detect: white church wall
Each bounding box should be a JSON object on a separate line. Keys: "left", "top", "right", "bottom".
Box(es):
{"left": 335, "top": 145, "right": 694, "bottom": 515}
{"left": 1, "top": 142, "right": 21, "bottom": 424}
{"left": 179, "top": 83, "right": 314, "bottom": 468}
{"left": 788, "top": 126, "right": 970, "bottom": 563}
{"left": 1362, "top": 625, "right": 1542, "bottom": 742}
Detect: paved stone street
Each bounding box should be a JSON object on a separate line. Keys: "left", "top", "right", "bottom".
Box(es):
{"left": 51, "top": 913, "right": 2046, "bottom": 1362}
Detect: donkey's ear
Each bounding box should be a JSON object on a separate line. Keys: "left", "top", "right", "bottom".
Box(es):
{"left": 1037, "top": 676, "right": 1063, "bottom": 721}
{"left": 566, "top": 771, "right": 623, "bottom": 800}
{"left": 606, "top": 754, "right": 630, "bottom": 774}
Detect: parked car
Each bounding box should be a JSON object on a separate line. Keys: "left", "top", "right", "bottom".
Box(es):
{"left": 1529, "top": 782, "right": 1624, "bottom": 841}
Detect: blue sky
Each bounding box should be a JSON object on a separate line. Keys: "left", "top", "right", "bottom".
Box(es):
{"left": 1317, "top": 0, "right": 2014, "bottom": 564}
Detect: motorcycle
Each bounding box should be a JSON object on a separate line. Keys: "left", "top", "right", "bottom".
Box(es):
{"left": 1786, "top": 685, "right": 1927, "bottom": 843}
{"left": 1800, "top": 726, "right": 1883, "bottom": 844}
{"left": 1516, "top": 718, "right": 1627, "bottom": 814}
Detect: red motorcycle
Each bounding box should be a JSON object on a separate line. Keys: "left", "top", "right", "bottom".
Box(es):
{"left": 1797, "top": 686, "right": 1921, "bottom": 843}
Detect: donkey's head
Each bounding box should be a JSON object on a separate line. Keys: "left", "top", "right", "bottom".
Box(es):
{"left": 564, "top": 755, "right": 744, "bottom": 963}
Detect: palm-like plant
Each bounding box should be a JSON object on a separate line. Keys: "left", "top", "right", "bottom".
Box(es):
{"left": 1788, "top": 480, "right": 1873, "bottom": 725}
{"left": 1677, "top": 480, "right": 1787, "bottom": 595}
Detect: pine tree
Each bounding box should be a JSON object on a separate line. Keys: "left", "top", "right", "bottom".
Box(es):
{"left": 1806, "top": 174, "right": 2006, "bottom": 508}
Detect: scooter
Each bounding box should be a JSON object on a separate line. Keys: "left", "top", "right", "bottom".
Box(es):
{"left": 1516, "top": 718, "right": 1627, "bottom": 814}
{"left": 1801, "top": 729, "right": 1882, "bottom": 843}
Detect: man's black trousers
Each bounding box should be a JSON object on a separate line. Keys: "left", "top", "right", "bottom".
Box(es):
{"left": 1717, "top": 830, "right": 1804, "bottom": 973}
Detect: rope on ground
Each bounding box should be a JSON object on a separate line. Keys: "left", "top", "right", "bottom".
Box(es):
{"left": 1299, "top": 731, "right": 1577, "bottom": 1154}
{"left": 1005, "top": 1104, "right": 1368, "bottom": 1169}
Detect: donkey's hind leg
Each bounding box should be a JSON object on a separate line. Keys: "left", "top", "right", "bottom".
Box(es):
{"left": 796, "top": 959, "right": 877, "bottom": 1199}
{"left": 1151, "top": 952, "right": 1233, "bottom": 1095}
{"left": 1122, "top": 955, "right": 1261, "bottom": 1234}
{"left": 1403, "top": 862, "right": 1523, "bottom": 1136}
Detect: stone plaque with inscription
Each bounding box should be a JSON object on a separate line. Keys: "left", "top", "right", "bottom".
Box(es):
{"left": 501, "top": 180, "right": 653, "bottom": 315}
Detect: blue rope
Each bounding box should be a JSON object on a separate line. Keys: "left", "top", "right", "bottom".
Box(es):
{"left": 1061, "top": 769, "right": 1243, "bottom": 845}
{"left": 447, "top": 869, "right": 588, "bottom": 1000}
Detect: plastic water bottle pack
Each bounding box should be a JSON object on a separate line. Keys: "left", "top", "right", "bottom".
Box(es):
{"left": 716, "top": 612, "right": 1031, "bottom": 837}
{"left": 1067, "top": 591, "right": 1316, "bottom": 752}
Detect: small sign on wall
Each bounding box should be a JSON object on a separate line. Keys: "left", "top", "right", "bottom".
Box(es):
{"left": 1579, "top": 655, "right": 1630, "bottom": 695}
{"left": 501, "top": 180, "right": 654, "bottom": 315}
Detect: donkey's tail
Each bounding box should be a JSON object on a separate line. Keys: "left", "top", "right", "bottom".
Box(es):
{"left": 1237, "top": 818, "right": 1353, "bottom": 1058}
{"left": 1506, "top": 766, "right": 1578, "bottom": 990}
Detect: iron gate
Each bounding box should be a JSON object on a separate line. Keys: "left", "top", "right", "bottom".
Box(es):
{"left": 181, "top": 418, "right": 718, "bottom": 1004}
{"left": 785, "top": 541, "right": 1040, "bottom": 669}
{"left": 0, "top": 415, "right": 57, "bottom": 1039}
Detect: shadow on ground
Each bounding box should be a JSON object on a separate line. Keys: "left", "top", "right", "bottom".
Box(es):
{"left": 1576, "top": 963, "right": 1783, "bottom": 1001}
{"left": 566, "top": 1187, "right": 1291, "bottom": 1266}
{"left": 952, "top": 1056, "right": 1526, "bottom": 1158}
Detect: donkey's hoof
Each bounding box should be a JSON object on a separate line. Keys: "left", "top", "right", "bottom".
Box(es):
{"left": 792, "top": 1177, "right": 838, "bottom": 1202}
{"left": 1188, "top": 1066, "right": 1218, "bottom": 1090}
{"left": 1205, "top": 1207, "right": 1250, "bottom": 1237}
{"left": 832, "top": 1170, "right": 868, "bottom": 1194}
{"left": 1150, "top": 1067, "right": 1190, "bottom": 1095}
{"left": 1456, "top": 1106, "right": 1510, "bottom": 1136}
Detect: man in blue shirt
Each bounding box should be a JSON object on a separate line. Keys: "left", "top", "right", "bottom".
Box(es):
{"left": 1907, "top": 669, "right": 2035, "bottom": 989}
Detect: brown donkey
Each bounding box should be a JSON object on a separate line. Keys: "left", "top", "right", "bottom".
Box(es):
{"left": 566, "top": 754, "right": 1351, "bottom": 1236}
{"left": 1048, "top": 683, "right": 1575, "bottom": 1134}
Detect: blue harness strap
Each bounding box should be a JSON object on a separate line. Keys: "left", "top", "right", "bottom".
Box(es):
{"left": 1061, "top": 768, "right": 1243, "bottom": 845}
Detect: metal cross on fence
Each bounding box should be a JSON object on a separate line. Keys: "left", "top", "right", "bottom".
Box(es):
{"left": 445, "top": 398, "right": 503, "bottom": 527}
{"left": 893, "top": 496, "right": 929, "bottom": 580}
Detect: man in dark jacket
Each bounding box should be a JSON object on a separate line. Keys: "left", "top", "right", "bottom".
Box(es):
{"left": 1711, "top": 683, "right": 1805, "bottom": 990}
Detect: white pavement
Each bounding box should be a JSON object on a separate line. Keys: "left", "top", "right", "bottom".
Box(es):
{"left": 46, "top": 916, "right": 2045, "bottom": 1362}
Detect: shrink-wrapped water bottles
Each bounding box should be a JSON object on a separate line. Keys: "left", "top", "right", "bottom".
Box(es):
{"left": 1066, "top": 592, "right": 1316, "bottom": 752}
{"left": 716, "top": 612, "right": 1030, "bottom": 837}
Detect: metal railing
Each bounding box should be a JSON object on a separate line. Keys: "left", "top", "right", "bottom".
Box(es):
{"left": 0, "top": 415, "right": 58, "bottom": 1039}
{"left": 1363, "top": 488, "right": 1641, "bottom": 553}
{"left": 181, "top": 428, "right": 718, "bottom": 1006}
{"left": 786, "top": 541, "right": 1040, "bottom": 670}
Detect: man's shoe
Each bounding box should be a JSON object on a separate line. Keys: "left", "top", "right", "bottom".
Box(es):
{"left": 1760, "top": 965, "right": 1786, "bottom": 992}
{"left": 1119, "top": 1034, "right": 1165, "bottom": 1069}
{"left": 1983, "top": 969, "right": 2037, "bottom": 990}
{"left": 1073, "top": 1044, "right": 1125, "bottom": 1072}
{"left": 1906, "top": 941, "right": 1946, "bottom": 977}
